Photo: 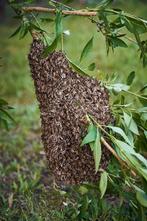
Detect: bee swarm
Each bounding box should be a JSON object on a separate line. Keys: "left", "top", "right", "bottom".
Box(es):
{"left": 28, "top": 39, "right": 113, "bottom": 186}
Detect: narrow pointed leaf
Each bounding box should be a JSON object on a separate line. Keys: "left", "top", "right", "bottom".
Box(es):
{"left": 9, "top": 25, "right": 21, "bottom": 38}
{"left": 80, "top": 37, "right": 93, "bottom": 62}
{"left": 88, "top": 62, "right": 96, "bottom": 71}
{"left": 136, "top": 188, "right": 147, "bottom": 208}
{"left": 55, "top": 10, "right": 62, "bottom": 38}
{"left": 127, "top": 71, "right": 135, "bottom": 85}
{"left": 81, "top": 123, "right": 97, "bottom": 146}
{"left": 67, "top": 57, "right": 89, "bottom": 76}
{"left": 42, "top": 38, "right": 58, "bottom": 57}
{"left": 108, "top": 125, "right": 132, "bottom": 146}
{"left": 99, "top": 171, "right": 108, "bottom": 198}
{"left": 124, "top": 112, "right": 139, "bottom": 135}
{"left": 93, "top": 128, "right": 101, "bottom": 172}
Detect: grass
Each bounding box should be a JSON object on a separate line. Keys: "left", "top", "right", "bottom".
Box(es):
{"left": 0, "top": 1, "right": 147, "bottom": 220}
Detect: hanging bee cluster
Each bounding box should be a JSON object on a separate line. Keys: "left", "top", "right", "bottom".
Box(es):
{"left": 28, "top": 38, "right": 113, "bottom": 186}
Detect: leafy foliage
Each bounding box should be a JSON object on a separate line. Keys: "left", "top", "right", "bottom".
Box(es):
{"left": 0, "top": 98, "right": 14, "bottom": 130}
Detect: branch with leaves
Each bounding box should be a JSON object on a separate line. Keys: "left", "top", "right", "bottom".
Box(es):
{"left": 9, "top": 0, "right": 147, "bottom": 215}
{"left": 9, "top": 0, "right": 147, "bottom": 66}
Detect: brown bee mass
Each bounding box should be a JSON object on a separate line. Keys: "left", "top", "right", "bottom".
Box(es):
{"left": 28, "top": 39, "right": 113, "bottom": 186}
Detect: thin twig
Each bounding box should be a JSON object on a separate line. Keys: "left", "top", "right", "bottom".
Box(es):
{"left": 22, "top": 6, "right": 147, "bottom": 24}
{"left": 101, "top": 137, "right": 136, "bottom": 177}
{"left": 101, "top": 137, "right": 123, "bottom": 165}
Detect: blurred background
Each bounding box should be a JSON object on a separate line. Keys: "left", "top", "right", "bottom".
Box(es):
{"left": 0, "top": 1, "right": 147, "bottom": 219}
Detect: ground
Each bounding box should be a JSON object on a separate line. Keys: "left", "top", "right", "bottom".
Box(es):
{"left": 0, "top": 1, "right": 147, "bottom": 220}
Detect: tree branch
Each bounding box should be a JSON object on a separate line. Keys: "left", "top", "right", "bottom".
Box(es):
{"left": 22, "top": 6, "right": 97, "bottom": 16}
{"left": 101, "top": 137, "right": 136, "bottom": 177}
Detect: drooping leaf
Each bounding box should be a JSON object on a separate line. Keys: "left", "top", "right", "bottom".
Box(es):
{"left": 136, "top": 188, "right": 147, "bottom": 208}
{"left": 19, "top": 25, "right": 29, "bottom": 39}
{"left": 114, "top": 139, "right": 147, "bottom": 179}
{"left": 108, "top": 125, "right": 132, "bottom": 146}
{"left": 139, "top": 95, "right": 147, "bottom": 106}
{"left": 129, "top": 18, "right": 147, "bottom": 34}
{"left": 30, "top": 23, "right": 46, "bottom": 33}
{"left": 132, "top": 153, "right": 147, "bottom": 168}
{"left": 114, "top": 139, "right": 135, "bottom": 155}
{"left": 144, "top": 130, "right": 147, "bottom": 139}
{"left": 42, "top": 38, "right": 58, "bottom": 57}
{"left": 106, "top": 83, "right": 130, "bottom": 93}
{"left": 0, "top": 109, "right": 15, "bottom": 123}
{"left": 97, "top": 0, "right": 114, "bottom": 8}
{"left": 80, "top": 37, "right": 93, "bottom": 62}
{"left": 123, "top": 112, "right": 139, "bottom": 135}
{"left": 78, "top": 186, "right": 88, "bottom": 195}
{"left": 110, "top": 37, "right": 128, "bottom": 49}
{"left": 81, "top": 123, "right": 97, "bottom": 146}
{"left": 88, "top": 62, "right": 96, "bottom": 71}
{"left": 127, "top": 71, "right": 135, "bottom": 85}
{"left": 67, "top": 57, "right": 89, "bottom": 76}
{"left": 9, "top": 25, "right": 21, "bottom": 38}
{"left": 99, "top": 171, "right": 108, "bottom": 198}
{"left": 0, "top": 99, "right": 8, "bottom": 106}
{"left": 55, "top": 10, "right": 62, "bottom": 38}
{"left": 40, "top": 17, "right": 54, "bottom": 23}
{"left": 140, "top": 168, "right": 147, "bottom": 182}
{"left": 140, "top": 84, "right": 147, "bottom": 92}
{"left": 93, "top": 127, "right": 101, "bottom": 173}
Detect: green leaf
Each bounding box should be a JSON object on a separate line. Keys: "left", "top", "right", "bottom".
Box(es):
{"left": 40, "top": 17, "right": 54, "bottom": 23}
{"left": 88, "top": 63, "right": 96, "bottom": 71}
{"left": 19, "top": 25, "right": 29, "bottom": 39}
{"left": 81, "top": 123, "right": 97, "bottom": 146}
{"left": 114, "top": 139, "right": 147, "bottom": 178}
{"left": 42, "top": 38, "right": 58, "bottom": 57}
{"left": 99, "top": 171, "right": 108, "bottom": 198}
{"left": 140, "top": 168, "right": 147, "bottom": 182}
{"left": 141, "top": 113, "right": 147, "bottom": 122}
{"left": 63, "top": 0, "right": 74, "bottom": 3}
{"left": 97, "top": 0, "right": 113, "bottom": 8}
{"left": 78, "top": 186, "right": 88, "bottom": 195}
{"left": 30, "top": 23, "right": 46, "bottom": 33}
{"left": 109, "top": 37, "right": 128, "bottom": 49}
{"left": 0, "top": 99, "right": 8, "bottom": 106}
{"left": 80, "top": 37, "right": 93, "bottom": 62}
{"left": 93, "top": 128, "right": 101, "bottom": 173}
{"left": 127, "top": 71, "right": 135, "bottom": 85}
{"left": 114, "top": 139, "right": 134, "bottom": 155}
{"left": 140, "top": 84, "right": 147, "bottom": 92}
{"left": 55, "top": 10, "right": 62, "bottom": 38}
{"left": 0, "top": 118, "right": 9, "bottom": 130}
{"left": 123, "top": 112, "right": 139, "bottom": 135}
{"left": 139, "top": 95, "right": 147, "bottom": 106}
{"left": 67, "top": 57, "right": 89, "bottom": 76}
{"left": 106, "top": 83, "right": 130, "bottom": 93}
{"left": 144, "top": 130, "right": 147, "bottom": 139}
{"left": 0, "top": 109, "right": 15, "bottom": 123}
{"left": 136, "top": 188, "right": 147, "bottom": 208}
{"left": 9, "top": 25, "right": 21, "bottom": 38}
{"left": 130, "top": 19, "right": 147, "bottom": 34}
{"left": 108, "top": 126, "right": 132, "bottom": 146}
{"left": 123, "top": 17, "right": 134, "bottom": 33}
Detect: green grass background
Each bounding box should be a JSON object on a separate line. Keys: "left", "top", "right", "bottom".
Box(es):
{"left": 0, "top": 1, "right": 147, "bottom": 220}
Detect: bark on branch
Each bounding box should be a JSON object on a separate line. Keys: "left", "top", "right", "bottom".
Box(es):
{"left": 22, "top": 6, "right": 97, "bottom": 16}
